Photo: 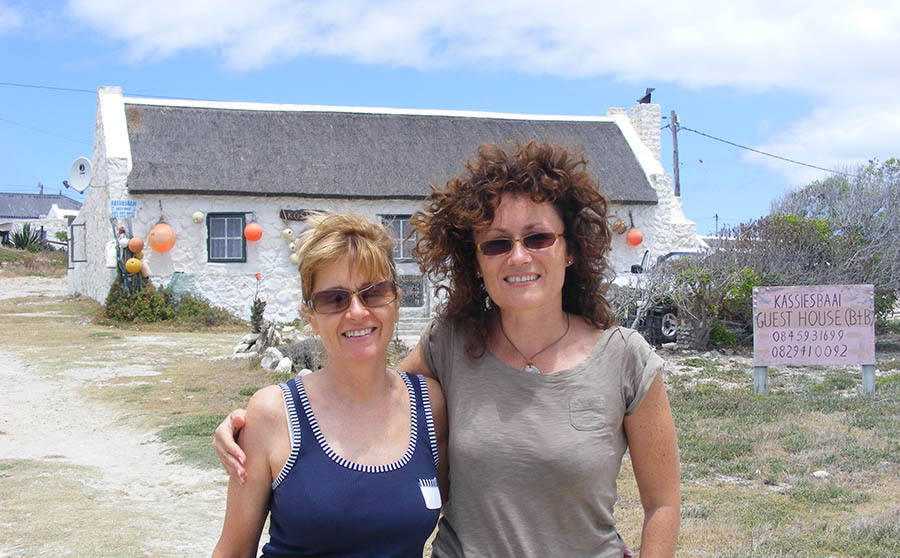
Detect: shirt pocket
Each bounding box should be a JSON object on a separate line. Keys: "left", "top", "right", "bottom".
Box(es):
{"left": 569, "top": 397, "right": 611, "bottom": 432}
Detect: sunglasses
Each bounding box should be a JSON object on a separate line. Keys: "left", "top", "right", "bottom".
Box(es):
{"left": 306, "top": 280, "right": 398, "bottom": 314}
{"left": 475, "top": 232, "right": 564, "bottom": 257}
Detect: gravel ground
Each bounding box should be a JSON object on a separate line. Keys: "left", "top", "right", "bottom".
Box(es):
{"left": 0, "top": 276, "right": 228, "bottom": 558}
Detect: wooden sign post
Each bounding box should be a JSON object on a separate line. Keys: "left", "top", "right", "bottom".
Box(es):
{"left": 752, "top": 285, "right": 876, "bottom": 395}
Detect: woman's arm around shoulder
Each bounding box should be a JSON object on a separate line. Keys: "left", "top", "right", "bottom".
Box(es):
{"left": 397, "top": 343, "right": 435, "bottom": 379}
{"left": 422, "top": 375, "right": 449, "bottom": 501}
{"left": 623, "top": 371, "right": 680, "bottom": 558}
{"left": 212, "top": 385, "right": 288, "bottom": 558}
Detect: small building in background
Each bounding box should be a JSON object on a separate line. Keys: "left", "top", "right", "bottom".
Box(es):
{"left": 0, "top": 192, "right": 82, "bottom": 246}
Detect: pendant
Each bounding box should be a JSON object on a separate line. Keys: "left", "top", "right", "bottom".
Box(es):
{"left": 522, "top": 363, "right": 541, "bottom": 374}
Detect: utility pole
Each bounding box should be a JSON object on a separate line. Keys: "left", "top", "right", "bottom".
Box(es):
{"left": 670, "top": 110, "right": 680, "bottom": 197}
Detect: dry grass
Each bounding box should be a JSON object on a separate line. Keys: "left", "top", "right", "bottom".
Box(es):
{"left": 0, "top": 459, "right": 164, "bottom": 556}
{"left": 0, "top": 246, "right": 68, "bottom": 277}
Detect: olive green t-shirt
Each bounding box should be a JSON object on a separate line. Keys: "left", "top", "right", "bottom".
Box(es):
{"left": 421, "top": 320, "right": 662, "bottom": 558}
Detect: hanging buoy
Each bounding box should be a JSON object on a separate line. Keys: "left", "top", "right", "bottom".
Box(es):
{"left": 125, "top": 257, "right": 142, "bottom": 274}
{"left": 289, "top": 252, "right": 300, "bottom": 266}
{"left": 191, "top": 211, "right": 205, "bottom": 224}
{"left": 626, "top": 228, "right": 643, "bottom": 247}
{"left": 281, "top": 228, "right": 293, "bottom": 239}
{"left": 141, "top": 260, "right": 151, "bottom": 278}
{"left": 244, "top": 222, "right": 263, "bottom": 242}
{"left": 127, "top": 237, "right": 144, "bottom": 253}
{"left": 148, "top": 222, "right": 176, "bottom": 252}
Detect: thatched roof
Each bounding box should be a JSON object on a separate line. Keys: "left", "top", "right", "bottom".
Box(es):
{"left": 124, "top": 101, "right": 657, "bottom": 204}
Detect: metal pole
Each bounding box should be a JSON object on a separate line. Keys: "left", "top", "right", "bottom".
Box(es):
{"left": 753, "top": 366, "right": 768, "bottom": 395}
{"left": 862, "top": 364, "right": 876, "bottom": 396}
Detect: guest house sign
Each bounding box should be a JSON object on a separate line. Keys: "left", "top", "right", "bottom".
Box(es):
{"left": 753, "top": 285, "right": 875, "bottom": 366}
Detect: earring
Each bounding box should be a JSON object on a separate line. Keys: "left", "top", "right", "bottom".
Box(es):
{"left": 476, "top": 270, "right": 482, "bottom": 278}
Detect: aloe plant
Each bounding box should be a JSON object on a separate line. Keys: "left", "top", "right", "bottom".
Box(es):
{"left": 11, "top": 223, "right": 42, "bottom": 251}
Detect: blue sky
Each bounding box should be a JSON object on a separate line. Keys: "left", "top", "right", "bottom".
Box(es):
{"left": 2, "top": 1, "right": 898, "bottom": 235}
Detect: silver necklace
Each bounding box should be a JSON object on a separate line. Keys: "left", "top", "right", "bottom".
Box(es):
{"left": 499, "top": 314, "right": 570, "bottom": 374}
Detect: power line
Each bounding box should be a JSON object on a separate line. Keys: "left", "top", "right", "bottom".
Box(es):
{"left": 0, "top": 115, "right": 90, "bottom": 145}
{"left": 0, "top": 79, "right": 212, "bottom": 101}
{"left": 678, "top": 125, "right": 854, "bottom": 178}
{"left": 0, "top": 81, "right": 95, "bottom": 95}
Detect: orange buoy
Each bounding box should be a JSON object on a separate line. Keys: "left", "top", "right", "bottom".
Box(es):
{"left": 148, "top": 222, "right": 176, "bottom": 253}
{"left": 626, "top": 228, "right": 643, "bottom": 247}
{"left": 127, "top": 237, "right": 144, "bottom": 253}
{"left": 244, "top": 222, "right": 263, "bottom": 242}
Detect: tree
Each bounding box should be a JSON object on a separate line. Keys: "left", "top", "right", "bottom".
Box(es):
{"left": 770, "top": 158, "right": 900, "bottom": 321}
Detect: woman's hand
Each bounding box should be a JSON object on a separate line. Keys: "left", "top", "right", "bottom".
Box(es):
{"left": 213, "top": 409, "right": 248, "bottom": 484}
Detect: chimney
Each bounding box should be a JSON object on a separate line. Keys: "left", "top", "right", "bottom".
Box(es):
{"left": 39, "top": 182, "right": 44, "bottom": 195}
{"left": 629, "top": 103, "right": 661, "bottom": 164}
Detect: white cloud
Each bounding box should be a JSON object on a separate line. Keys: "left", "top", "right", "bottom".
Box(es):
{"left": 64, "top": 0, "right": 900, "bottom": 183}
{"left": 0, "top": 1, "right": 24, "bottom": 33}
{"left": 747, "top": 101, "right": 900, "bottom": 185}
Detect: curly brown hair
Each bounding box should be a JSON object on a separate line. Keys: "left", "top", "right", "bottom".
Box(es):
{"left": 411, "top": 141, "right": 616, "bottom": 358}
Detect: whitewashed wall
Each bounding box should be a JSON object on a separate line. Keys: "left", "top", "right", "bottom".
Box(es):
{"left": 68, "top": 87, "right": 132, "bottom": 302}
{"left": 607, "top": 106, "right": 699, "bottom": 275}
{"left": 122, "top": 195, "right": 424, "bottom": 323}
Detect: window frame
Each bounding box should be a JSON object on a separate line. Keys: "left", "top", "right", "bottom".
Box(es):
{"left": 380, "top": 214, "right": 417, "bottom": 262}
{"left": 207, "top": 212, "right": 247, "bottom": 263}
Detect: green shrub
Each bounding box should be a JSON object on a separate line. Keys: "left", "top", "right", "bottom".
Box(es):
{"left": 103, "top": 280, "right": 174, "bottom": 323}
{"left": 101, "top": 280, "right": 244, "bottom": 327}
{"left": 173, "top": 294, "right": 243, "bottom": 328}
{"left": 709, "top": 322, "right": 739, "bottom": 346}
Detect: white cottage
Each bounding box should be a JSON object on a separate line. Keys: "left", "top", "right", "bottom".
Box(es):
{"left": 69, "top": 86, "right": 697, "bottom": 330}
{"left": 1, "top": 193, "right": 81, "bottom": 246}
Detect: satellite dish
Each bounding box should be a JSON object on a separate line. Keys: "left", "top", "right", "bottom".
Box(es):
{"left": 68, "top": 157, "right": 92, "bottom": 193}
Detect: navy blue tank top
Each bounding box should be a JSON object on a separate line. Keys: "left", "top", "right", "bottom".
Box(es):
{"left": 262, "top": 371, "right": 441, "bottom": 558}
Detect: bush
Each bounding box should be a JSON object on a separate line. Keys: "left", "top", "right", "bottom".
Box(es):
{"left": 709, "top": 322, "right": 739, "bottom": 346}
{"left": 101, "top": 280, "right": 243, "bottom": 327}
{"left": 277, "top": 337, "right": 325, "bottom": 371}
{"left": 173, "top": 294, "right": 244, "bottom": 328}
{"left": 103, "top": 280, "right": 174, "bottom": 323}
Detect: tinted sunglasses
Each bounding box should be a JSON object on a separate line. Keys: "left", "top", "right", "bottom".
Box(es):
{"left": 307, "top": 280, "right": 398, "bottom": 314}
{"left": 475, "top": 232, "right": 564, "bottom": 257}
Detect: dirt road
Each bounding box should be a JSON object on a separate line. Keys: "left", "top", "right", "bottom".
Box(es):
{"left": 0, "top": 277, "right": 228, "bottom": 557}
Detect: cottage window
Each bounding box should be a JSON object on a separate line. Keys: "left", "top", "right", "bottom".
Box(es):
{"left": 381, "top": 215, "right": 417, "bottom": 261}
{"left": 207, "top": 213, "right": 246, "bottom": 262}
{"left": 381, "top": 215, "right": 425, "bottom": 309}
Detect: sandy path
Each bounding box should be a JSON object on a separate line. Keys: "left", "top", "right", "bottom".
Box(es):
{"left": 0, "top": 275, "right": 69, "bottom": 299}
{"left": 0, "top": 277, "right": 229, "bottom": 557}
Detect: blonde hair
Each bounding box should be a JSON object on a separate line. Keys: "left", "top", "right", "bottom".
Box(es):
{"left": 297, "top": 212, "right": 397, "bottom": 303}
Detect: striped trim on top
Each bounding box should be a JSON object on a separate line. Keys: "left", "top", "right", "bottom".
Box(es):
{"left": 272, "top": 381, "right": 303, "bottom": 489}
{"left": 416, "top": 374, "right": 440, "bottom": 470}
{"left": 296, "top": 371, "right": 419, "bottom": 473}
